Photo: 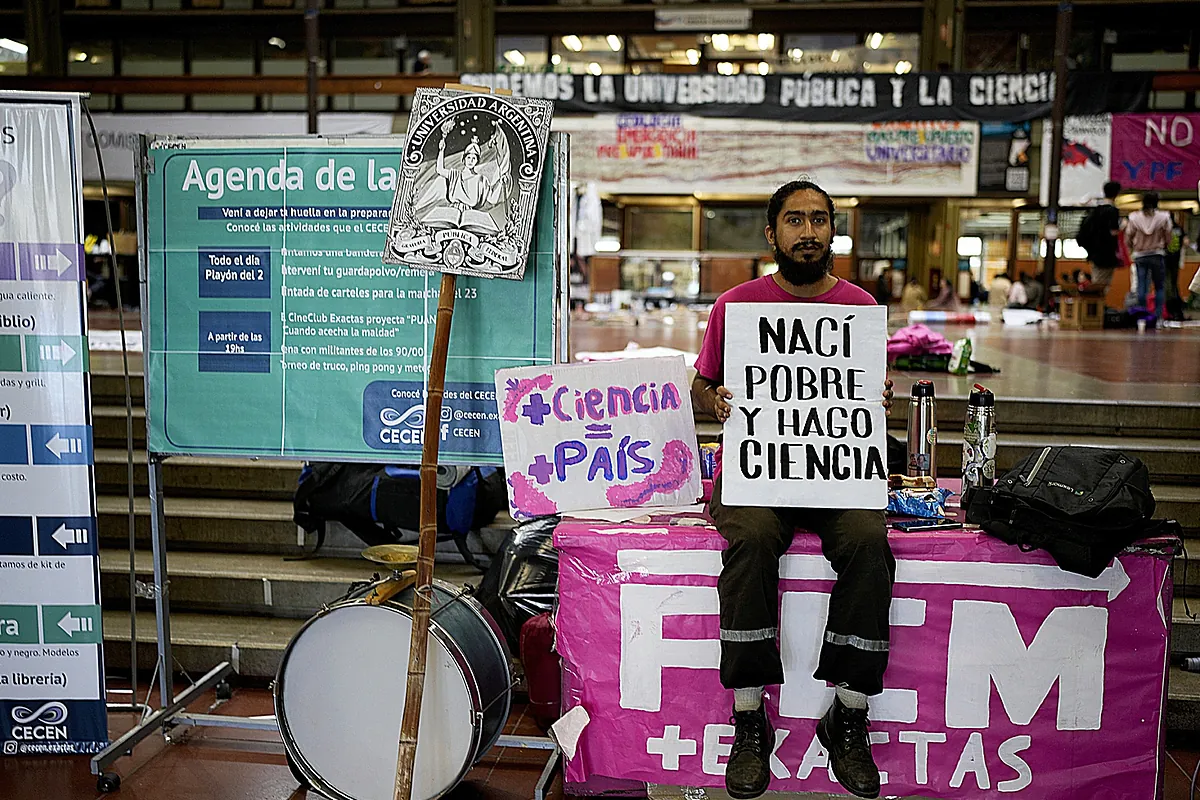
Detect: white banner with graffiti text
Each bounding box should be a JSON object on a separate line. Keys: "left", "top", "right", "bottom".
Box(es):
{"left": 555, "top": 114, "right": 979, "bottom": 196}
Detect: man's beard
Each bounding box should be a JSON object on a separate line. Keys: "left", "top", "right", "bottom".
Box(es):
{"left": 774, "top": 243, "right": 834, "bottom": 286}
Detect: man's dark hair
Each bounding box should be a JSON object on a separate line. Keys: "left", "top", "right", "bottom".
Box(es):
{"left": 767, "top": 180, "right": 835, "bottom": 231}
{"left": 1143, "top": 191, "right": 1159, "bottom": 209}
{"left": 1103, "top": 181, "right": 1121, "bottom": 199}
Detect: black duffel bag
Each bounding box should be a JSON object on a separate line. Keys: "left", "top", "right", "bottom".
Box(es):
{"left": 966, "top": 446, "right": 1156, "bottom": 577}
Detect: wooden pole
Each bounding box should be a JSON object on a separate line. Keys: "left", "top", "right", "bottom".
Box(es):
{"left": 1042, "top": 1, "right": 1073, "bottom": 306}
{"left": 393, "top": 271, "right": 457, "bottom": 800}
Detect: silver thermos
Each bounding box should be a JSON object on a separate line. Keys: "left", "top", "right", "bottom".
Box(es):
{"left": 906, "top": 380, "right": 937, "bottom": 479}
{"left": 962, "top": 383, "right": 997, "bottom": 508}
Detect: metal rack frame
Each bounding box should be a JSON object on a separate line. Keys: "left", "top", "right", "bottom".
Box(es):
{"left": 89, "top": 133, "right": 572, "bottom": 798}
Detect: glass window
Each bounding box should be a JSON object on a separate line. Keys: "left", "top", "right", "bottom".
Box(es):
{"left": 958, "top": 208, "right": 1014, "bottom": 288}
{"left": 702, "top": 33, "right": 776, "bottom": 75}
{"left": 1113, "top": 51, "right": 1190, "bottom": 110}
{"left": 629, "top": 35, "right": 702, "bottom": 70}
{"left": 552, "top": 35, "right": 623, "bottom": 75}
{"left": 191, "top": 38, "right": 255, "bottom": 111}
{"left": 68, "top": 41, "right": 113, "bottom": 108}
{"left": 405, "top": 38, "right": 454, "bottom": 74}
{"left": 122, "top": 38, "right": 184, "bottom": 111}
{"left": 780, "top": 33, "right": 917, "bottom": 76}
{"left": 496, "top": 36, "right": 548, "bottom": 72}
{"left": 261, "top": 36, "right": 322, "bottom": 112}
{"left": 331, "top": 37, "right": 401, "bottom": 111}
{"left": 625, "top": 206, "right": 693, "bottom": 251}
{"left": 0, "top": 38, "right": 28, "bottom": 76}
{"left": 704, "top": 206, "right": 764, "bottom": 252}
{"left": 857, "top": 210, "right": 908, "bottom": 260}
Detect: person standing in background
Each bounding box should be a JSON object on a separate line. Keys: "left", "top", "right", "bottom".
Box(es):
{"left": 1164, "top": 218, "right": 1187, "bottom": 321}
{"left": 1125, "top": 192, "right": 1172, "bottom": 321}
{"left": 1079, "top": 181, "right": 1123, "bottom": 294}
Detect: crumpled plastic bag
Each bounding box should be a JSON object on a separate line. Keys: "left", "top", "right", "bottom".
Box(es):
{"left": 888, "top": 487, "right": 953, "bottom": 519}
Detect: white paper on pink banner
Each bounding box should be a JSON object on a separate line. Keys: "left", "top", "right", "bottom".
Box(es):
{"left": 554, "top": 515, "right": 1174, "bottom": 800}
{"left": 495, "top": 357, "right": 701, "bottom": 519}
{"left": 722, "top": 302, "right": 888, "bottom": 509}
{"left": 1039, "top": 114, "right": 1113, "bottom": 207}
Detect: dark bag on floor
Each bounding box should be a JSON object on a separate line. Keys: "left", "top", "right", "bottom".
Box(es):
{"left": 520, "top": 612, "right": 562, "bottom": 731}
{"left": 966, "top": 446, "right": 1156, "bottom": 577}
{"left": 293, "top": 463, "right": 506, "bottom": 567}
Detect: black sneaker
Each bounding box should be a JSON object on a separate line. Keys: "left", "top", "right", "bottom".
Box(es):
{"left": 725, "top": 705, "right": 773, "bottom": 799}
{"left": 815, "top": 697, "right": 880, "bottom": 799}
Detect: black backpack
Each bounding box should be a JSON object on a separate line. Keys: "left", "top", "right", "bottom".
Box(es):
{"left": 293, "top": 463, "right": 507, "bottom": 568}
{"left": 1075, "top": 207, "right": 1104, "bottom": 255}
{"left": 965, "top": 446, "right": 1157, "bottom": 577}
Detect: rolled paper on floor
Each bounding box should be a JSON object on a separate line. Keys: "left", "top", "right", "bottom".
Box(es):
{"left": 907, "top": 310, "right": 993, "bottom": 325}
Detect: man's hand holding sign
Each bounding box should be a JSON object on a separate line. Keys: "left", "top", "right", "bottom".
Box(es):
{"left": 690, "top": 180, "right": 895, "bottom": 800}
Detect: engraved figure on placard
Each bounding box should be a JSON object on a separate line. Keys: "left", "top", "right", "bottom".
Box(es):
{"left": 384, "top": 88, "right": 553, "bottom": 280}
{"left": 416, "top": 118, "right": 514, "bottom": 237}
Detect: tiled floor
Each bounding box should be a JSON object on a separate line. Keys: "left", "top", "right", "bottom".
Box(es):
{"left": 5, "top": 686, "right": 1200, "bottom": 799}
{"left": 0, "top": 685, "right": 559, "bottom": 800}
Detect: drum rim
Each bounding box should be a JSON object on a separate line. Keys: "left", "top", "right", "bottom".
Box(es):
{"left": 274, "top": 586, "right": 490, "bottom": 800}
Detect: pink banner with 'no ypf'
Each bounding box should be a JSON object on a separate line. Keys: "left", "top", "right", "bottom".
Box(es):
{"left": 554, "top": 518, "right": 1173, "bottom": 800}
{"left": 1111, "top": 113, "right": 1200, "bottom": 193}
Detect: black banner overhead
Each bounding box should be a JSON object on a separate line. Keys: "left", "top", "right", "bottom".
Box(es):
{"left": 459, "top": 72, "right": 1152, "bottom": 123}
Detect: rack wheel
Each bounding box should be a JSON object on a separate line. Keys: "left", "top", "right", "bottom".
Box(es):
{"left": 214, "top": 681, "right": 233, "bottom": 701}
{"left": 286, "top": 752, "right": 312, "bottom": 789}
{"left": 97, "top": 772, "right": 121, "bottom": 793}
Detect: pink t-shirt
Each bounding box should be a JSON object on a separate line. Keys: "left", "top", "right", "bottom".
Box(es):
{"left": 695, "top": 275, "right": 878, "bottom": 479}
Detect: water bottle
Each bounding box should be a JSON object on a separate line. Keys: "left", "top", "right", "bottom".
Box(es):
{"left": 906, "top": 380, "right": 937, "bottom": 479}
{"left": 962, "top": 384, "right": 997, "bottom": 508}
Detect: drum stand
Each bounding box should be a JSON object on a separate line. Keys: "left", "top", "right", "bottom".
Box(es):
{"left": 89, "top": 457, "right": 562, "bottom": 798}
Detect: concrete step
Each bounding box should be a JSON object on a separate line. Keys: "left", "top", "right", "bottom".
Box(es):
{"left": 97, "top": 494, "right": 518, "bottom": 557}
{"left": 885, "top": 396, "right": 1200, "bottom": 439}
{"left": 99, "top": 550, "right": 485, "bottom": 619}
{"left": 99, "top": 550, "right": 384, "bottom": 619}
{"left": 1173, "top": 598, "right": 1200, "bottom": 654}
{"left": 932, "top": 432, "right": 1200, "bottom": 485}
{"left": 92, "top": 405, "right": 146, "bottom": 449}
{"left": 1152, "top": 485, "right": 1200, "bottom": 531}
{"left": 94, "top": 449, "right": 301, "bottom": 500}
{"left": 89, "top": 369, "right": 144, "bottom": 408}
{"left": 1167, "top": 665, "right": 1200, "bottom": 731}
{"left": 97, "top": 495, "right": 303, "bottom": 554}
{"left": 102, "top": 610, "right": 303, "bottom": 679}
{"left": 100, "top": 563, "right": 485, "bottom": 678}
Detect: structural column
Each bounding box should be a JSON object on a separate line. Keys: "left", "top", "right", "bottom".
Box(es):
{"left": 456, "top": 0, "right": 495, "bottom": 73}
{"left": 23, "top": 0, "right": 65, "bottom": 77}
{"left": 919, "top": 0, "right": 964, "bottom": 72}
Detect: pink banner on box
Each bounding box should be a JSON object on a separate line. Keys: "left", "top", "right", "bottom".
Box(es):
{"left": 1111, "top": 113, "right": 1200, "bottom": 192}
{"left": 555, "top": 515, "right": 1173, "bottom": 799}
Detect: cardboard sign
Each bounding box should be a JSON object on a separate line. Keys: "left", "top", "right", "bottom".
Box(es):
{"left": 722, "top": 303, "right": 888, "bottom": 509}
{"left": 495, "top": 357, "right": 701, "bottom": 519}
{"left": 383, "top": 88, "right": 553, "bottom": 280}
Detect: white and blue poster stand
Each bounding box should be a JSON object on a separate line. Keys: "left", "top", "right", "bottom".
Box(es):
{"left": 0, "top": 91, "right": 108, "bottom": 756}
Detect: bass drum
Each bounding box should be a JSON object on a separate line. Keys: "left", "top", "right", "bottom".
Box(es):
{"left": 275, "top": 579, "right": 512, "bottom": 800}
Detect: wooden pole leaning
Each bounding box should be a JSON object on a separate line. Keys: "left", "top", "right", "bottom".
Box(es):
{"left": 391, "top": 81, "right": 512, "bottom": 800}
{"left": 393, "top": 271, "right": 456, "bottom": 800}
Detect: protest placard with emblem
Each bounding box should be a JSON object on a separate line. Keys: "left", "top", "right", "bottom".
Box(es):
{"left": 383, "top": 88, "right": 553, "bottom": 280}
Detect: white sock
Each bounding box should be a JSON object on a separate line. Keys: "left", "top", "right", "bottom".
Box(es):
{"left": 836, "top": 686, "right": 868, "bottom": 710}
{"left": 733, "top": 687, "right": 763, "bottom": 712}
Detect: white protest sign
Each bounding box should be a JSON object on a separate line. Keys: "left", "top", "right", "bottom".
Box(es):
{"left": 722, "top": 302, "right": 888, "bottom": 509}
{"left": 495, "top": 357, "right": 701, "bottom": 519}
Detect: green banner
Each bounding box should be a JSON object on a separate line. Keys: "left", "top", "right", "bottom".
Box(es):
{"left": 142, "top": 136, "right": 563, "bottom": 464}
